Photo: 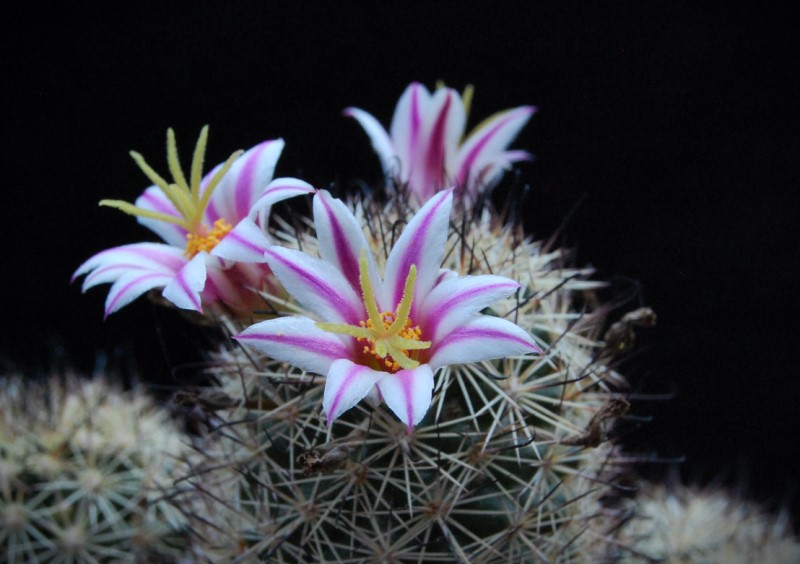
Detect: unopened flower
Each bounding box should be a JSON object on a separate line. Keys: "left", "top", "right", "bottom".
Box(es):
{"left": 235, "top": 189, "right": 539, "bottom": 431}
{"left": 73, "top": 127, "right": 314, "bottom": 317}
{"left": 345, "top": 81, "right": 534, "bottom": 205}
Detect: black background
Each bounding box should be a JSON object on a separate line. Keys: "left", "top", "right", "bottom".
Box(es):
{"left": 5, "top": 4, "right": 798, "bottom": 523}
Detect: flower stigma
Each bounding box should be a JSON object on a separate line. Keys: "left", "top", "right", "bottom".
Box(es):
{"left": 317, "top": 249, "right": 431, "bottom": 372}
{"left": 98, "top": 126, "right": 243, "bottom": 257}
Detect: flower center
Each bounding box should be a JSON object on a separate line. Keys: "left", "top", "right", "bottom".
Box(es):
{"left": 317, "top": 249, "right": 431, "bottom": 372}
{"left": 98, "top": 126, "right": 243, "bottom": 255}
{"left": 184, "top": 218, "right": 234, "bottom": 258}
{"left": 358, "top": 310, "right": 424, "bottom": 372}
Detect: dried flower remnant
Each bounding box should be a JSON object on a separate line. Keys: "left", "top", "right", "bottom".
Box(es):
{"left": 73, "top": 126, "right": 314, "bottom": 317}
{"left": 345, "top": 81, "right": 534, "bottom": 204}
{"left": 235, "top": 189, "right": 539, "bottom": 431}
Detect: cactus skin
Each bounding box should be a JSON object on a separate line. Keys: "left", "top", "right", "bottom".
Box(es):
{"left": 0, "top": 374, "right": 193, "bottom": 563}
{"left": 177, "top": 194, "right": 639, "bottom": 562}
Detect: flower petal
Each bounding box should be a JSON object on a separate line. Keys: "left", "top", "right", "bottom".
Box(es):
{"left": 313, "top": 190, "right": 379, "bottom": 295}
{"left": 103, "top": 271, "right": 175, "bottom": 318}
{"left": 74, "top": 243, "right": 187, "bottom": 290}
{"left": 429, "top": 315, "right": 540, "bottom": 370}
{"left": 162, "top": 252, "right": 208, "bottom": 312}
{"left": 235, "top": 316, "right": 352, "bottom": 376}
{"left": 323, "top": 359, "right": 386, "bottom": 425}
{"left": 388, "top": 82, "right": 431, "bottom": 178}
{"left": 421, "top": 274, "right": 521, "bottom": 342}
{"left": 344, "top": 107, "right": 396, "bottom": 174}
{"left": 264, "top": 246, "right": 364, "bottom": 324}
{"left": 211, "top": 218, "right": 271, "bottom": 263}
{"left": 249, "top": 177, "right": 315, "bottom": 227}
{"left": 376, "top": 364, "right": 435, "bottom": 431}
{"left": 409, "top": 87, "right": 465, "bottom": 201}
{"left": 455, "top": 106, "right": 535, "bottom": 201}
{"left": 134, "top": 186, "right": 188, "bottom": 247}
{"left": 455, "top": 106, "right": 535, "bottom": 183}
{"left": 205, "top": 139, "right": 285, "bottom": 224}
{"left": 382, "top": 189, "right": 452, "bottom": 314}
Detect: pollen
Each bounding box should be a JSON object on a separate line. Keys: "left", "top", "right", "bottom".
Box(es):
{"left": 184, "top": 218, "right": 233, "bottom": 258}
{"left": 358, "top": 311, "right": 425, "bottom": 372}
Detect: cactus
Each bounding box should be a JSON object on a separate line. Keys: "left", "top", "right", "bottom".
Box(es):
{"left": 0, "top": 373, "right": 194, "bottom": 563}
{"left": 617, "top": 482, "right": 800, "bottom": 563}
{"left": 173, "top": 192, "right": 639, "bottom": 562}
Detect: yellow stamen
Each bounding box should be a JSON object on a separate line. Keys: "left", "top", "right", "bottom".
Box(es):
{"left": 99, "top": 126, "right": 244, "bottom": 255}
{"left": 185, "top": 218, "right": 233, "bottom": 258}
{"left": 461, "top": 84, "right": 474, "bottom": 118}
{"left": 317, "top": 249, "right": 431, "bottom": 372}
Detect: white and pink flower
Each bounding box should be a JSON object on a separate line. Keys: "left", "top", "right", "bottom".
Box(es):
{"left": 235, "top": 189, "right": 539, "bottom": 431}
{"left": 345, "top": 82, "right": 535, "bottom": 205}
{"left": 73, "top": 127, "right": 314, "bottom": 317}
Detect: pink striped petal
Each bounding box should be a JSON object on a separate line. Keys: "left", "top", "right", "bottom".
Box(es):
{"left": 235, "top": 317, "right": 352, "bottom": 376}
{"left": 162, "top": 252, "right": 207, "bottom": 312}
{"left": 249, "top": 177, "right": 315, "bottom": 226}
{"left": 103, "top": 271, "right": 175, "bottom": 319}
{"left": 134, "top": 186, "right": 188, "bottom": 247}
{"left": 408, "top": 87, "right": 465, "bottom": 201}
{"left": 429, "top": 316, "right": 539, "bottom": 370}
{"left": 204, "top": 139, "right": 285, "bottom": 224}
{"left": 74, "top": 243, "right": 187, "bottom": 290}
{"left": 323, "top": 359, "right": 386, "bottom": 425}
{"left": 388, "top": 82, "right": 431, "bottom": 177}
{"left": 382, "top": 189, "right": 453, "bottom": 315}
{"left": 454, "top": 106, "right": 536, "bottom": 189}
{"left": 464, "top": 150, "right": 534, "bottom": 202}
{"left": 312, "top": 190, "right": 380, "bottom": 295}
{"left": 421, "top": 274, "right": 521, "bottom": 342}
{"left": 264, "top": 246, "right": 364, "bottom": 325}
{"left": 344, "top": 107, "right": 396, "bottom": 174}
{"left": 211, "top": 218, "right": 270, "bottom": 263}
{"left": 376, "top": 364, "right": 434, "bottom": 431}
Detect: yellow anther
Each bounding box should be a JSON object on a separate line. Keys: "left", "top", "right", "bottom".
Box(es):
{"left": 184, "top": 218, "right": 233, "bottom": 258}
{"left": 316, "top": 249, "right": 431, "bottom": 372}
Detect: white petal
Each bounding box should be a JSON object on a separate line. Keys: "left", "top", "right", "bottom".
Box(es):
{"left": 235, "top": 316, "right": 352, "bottom": 376}
{"left": 162, "top": 252, "right": 208, "bottom": 312}
{"left": 455, "top": 106, "right": 535, "bottom": 184}
{"left": 344, "top": 107, "right": 397, "bottom": 174}
{"left": 264, "top": 246, "right": 364, "bottom": 324}
{"left": 455, "top": 106, "right": 535, "bottom": 201}
{"left": 376, "top": 364, "right": 435, "bottom": 431}
{"left": 249, "top": 177, "right": 315, "bottom": 226}
{"left": 204, "top": 139, "right": 285, "bottom": 224}
{"left": 429, "top": 316, "right": 539, "bottom": 370}
{"left": 389, "top": 82, "right": 432, "bottom": 178}
{"left": 323, "top": 359, "right": 386, "bottom": 425}
{"left": 421, "top": 274, "right": 520, "bottom": 342}
{"left": 313, "top": 190, "right": 379, "bottom": 295}
{"left": 134, "top": 186, "right": 188, "bottom": 247}
{"left": 382, "top": 189, "right": 452, "bottom": 315}
{"left": 211, "top": 218, "right": 270, "bottom": 263}
{"left": 74, "top": 243, "right": 186, "bottom": 291}
{"left": 103, "top": 270, "right": 175, "bottom": 318}
{"left": 408, "top": 87, "right": 465, "bottom": 201}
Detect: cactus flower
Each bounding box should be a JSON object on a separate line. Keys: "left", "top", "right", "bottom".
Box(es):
{"left": 345, "top": 81, "right": 535, "bottom": 205}
{"left": 235, "top": 189, "right": 539, "bottom": 431}
{"left": 73, "top": 127, "right": 315, "bottom": 317}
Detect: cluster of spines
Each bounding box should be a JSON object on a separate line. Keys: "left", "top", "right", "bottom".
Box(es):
{"left": 0, "top": 374, "right": 194, "bottom": 563}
